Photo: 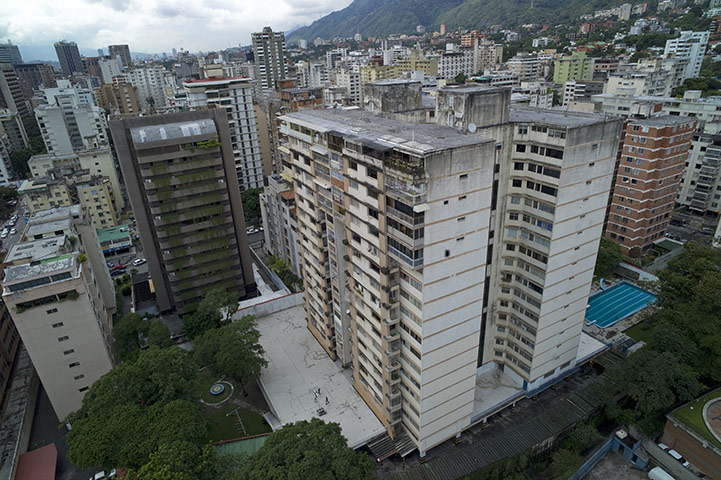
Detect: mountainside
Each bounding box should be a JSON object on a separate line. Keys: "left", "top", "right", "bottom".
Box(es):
{"left": 289, "top": 0, "right": 636, "bottom": 42}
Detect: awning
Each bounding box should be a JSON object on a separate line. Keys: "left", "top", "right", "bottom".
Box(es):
{"left": 413, "top": 203, "right": 430, "bottom": 213}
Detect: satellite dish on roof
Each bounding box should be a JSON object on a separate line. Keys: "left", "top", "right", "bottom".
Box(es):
{"left": 468, "top": 122, "right": 477, "bottom": 133}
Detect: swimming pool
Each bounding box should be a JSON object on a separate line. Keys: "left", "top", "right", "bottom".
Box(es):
{"left": 585, "top": 281, "right": 656, "bottom": 328}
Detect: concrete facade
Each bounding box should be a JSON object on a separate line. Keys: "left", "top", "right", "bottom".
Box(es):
{"left": 279, "top": 81, "right": 621, "bottom": 455}
{"left": 54, "top": 41, "right": 85, "bottom": 77}
{"left": 664, "top": 31, "right": 709, "bottom": 81}
{"left": 110, "top": 109, "right": 257, "bottom": 315}
{"left": 1, "top": 206, "right": 115, "bottom": 420}
{"left": 184, "top": 77, "right": 265, "bottom": 190}
{"left": 252, "top": 27, "right": 288, "bottom": 91}
{"left": 260, "top": 173, "right": 302, "bottom": 276}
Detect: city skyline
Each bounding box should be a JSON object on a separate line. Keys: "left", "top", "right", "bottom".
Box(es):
{"left": 0, "top": 0, "right": 354, "bottom": 59}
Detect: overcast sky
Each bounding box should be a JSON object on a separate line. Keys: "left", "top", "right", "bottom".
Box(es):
{"left": 1, "top": 0, "right": 353, "bottom": 60}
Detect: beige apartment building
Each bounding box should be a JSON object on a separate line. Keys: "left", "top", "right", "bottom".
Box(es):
{"left": 2, "top": 206, "right": 115, "bottom": 420}
{"left": 279, "top": 81, "right": 621, "bottom": 455}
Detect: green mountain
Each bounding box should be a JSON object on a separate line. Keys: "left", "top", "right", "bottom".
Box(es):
{"left": 289, "top": 0, "right": 636, "bottom": 42}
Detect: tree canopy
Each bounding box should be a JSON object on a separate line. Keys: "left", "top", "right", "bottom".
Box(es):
{"left": 113, "top": 313, "right": 174, "bottom": 361}
{"left": 606, "top": 242, "right": 719, "bottom": 434}
{"left": 183, "top": 288, "right": 239, "bottom": 339}
{"left": 235, "top": 418, "right": 376, "bottom": 480}
{"left": 193, "top": 315, "right": 267, "bottom": 387}
{"left": 66, "top": 347, "right": 203, "bottom": 470}
{"left": 241, "top": 187, "right": 264, "bottom": 227}
{"left": 594, "top": 237, "right": 623, "bottom": 278}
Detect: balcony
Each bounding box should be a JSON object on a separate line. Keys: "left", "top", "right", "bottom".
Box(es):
{"left": 385, "top": 175, "right": 426, "bottom": 205}
{"left": 387, "top": 225, "right": 424, "bottom": 249}
{"left": 388, "top": 244, "right": 423, "bottom": 270}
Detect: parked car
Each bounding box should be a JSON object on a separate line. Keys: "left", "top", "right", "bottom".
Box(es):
{"left": 1, "top": 230, "right": 8, "bottom": 239}
{"left": 110, "top": 269, "right": 126, "bottom": 276}
{"left": 111, "top": 263, "right": 127, "bottom": 271}
{"left": 9, "top": 228, "right": 16, "bottom": 235}
{"left": 133, "top": 258, "right": 147, "bottom": 266}
{"left": 668, "top": 449, "right": 690, "bottom": 467}
{"left": 106, "top": 261, "right": 114, "bottom": 268}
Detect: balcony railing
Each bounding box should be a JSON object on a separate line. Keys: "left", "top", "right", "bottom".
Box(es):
{"left": 388, "top": 244, "right": 423, "bottom": 270}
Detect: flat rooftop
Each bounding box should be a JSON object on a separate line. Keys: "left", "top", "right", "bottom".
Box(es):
{"left": 255, "top": 305, "right": 385, "bottom": 448}
{"left": 30, "top": 205, "right": 82, "bottom": 223}
{"left": 509, "top": 106, "right": 612, "bottom": 128}
{"left": 282, "top": 109, "right": 493, "bottom": 154}
{"left": 130, "top": 118, "right": 217, "bottom": 144}
{"left": 25, "top": 218, "right": 72, "bottom": 239}
{"left": 97, "top": 224, "right": 132, "bottom": 243}
{"left": 628, "top": 115, "right": 695, "bottom": 127}
{"left": 5, "top": 235, "right": 66, "bottom": 263}
{"left": 3, "top": 254, "right": 76, "bottom": 287}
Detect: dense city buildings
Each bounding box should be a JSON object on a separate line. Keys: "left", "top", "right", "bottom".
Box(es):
{"left": 108, "top": 44, "right": 132, "bottom": 67}
{"left": 280, "top": 81, "right": 621, "bottom": 454}
{"left": 2, "top": 205, "right": 116, "bottom": 420}
{"left": 94, "top": 82, "right": 141, "bottom": 115}
{"left": 0, "top": 63, "right": 29, "bottom": 118}
{"left": 0, "top": 43, "right": 22, "bottom": 66}
{"left": 54, "top": 41, "right": 85, "bottom": 77}
{"left": 252, "top": 27, "right": 288, "bottom": 90}
{"left": 663, "top": 30, "right": 709, "bottom": 81}
{"left": 604, "top": 116, "right": 695, "bottom": 253}
{"left": 183, "top": 76, "right": 266, "bottom": 189}
{"left": 14, "top": 62, "right": 57, "bottom": 100}
{"left": 110, "top": 109, "right": 258, "bottom": 315}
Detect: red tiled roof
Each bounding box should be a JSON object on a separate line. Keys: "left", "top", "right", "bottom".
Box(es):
{"left": 15, "top": 444, "right": 57, "bottom": 480}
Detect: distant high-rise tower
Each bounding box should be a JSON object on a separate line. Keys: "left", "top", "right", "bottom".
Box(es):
{"left": 251, "top": 27, "right": 288, "bottom": 90}
{"left": 108, "top": 44, "right": 132, "bottom": 67}
{"left": 97, "top": 48, "right": 104, "bottom": 57}
{"left": 110, "top": 110, "right": 258, "bottom": 315}
{"left": 54, "top": 41, "right": 85, "bottom": 77}
{"left": 0, "top": 43, "right": 23, "bottom": 65}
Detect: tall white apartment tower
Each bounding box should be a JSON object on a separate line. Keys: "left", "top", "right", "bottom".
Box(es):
{"left": 128, "top": 65, "right": 169, "bottom": 112}
{"left": 252, "top": 27, "right": 288, "bottom": 91}
{"left": 183, "top": 77, "right": 264, "bottom": 190}
{"left": 664, "top": 31, "right": 709, "bottom": 80}
{"left": 279, "top": 81, "right": 621, "bottom": 455}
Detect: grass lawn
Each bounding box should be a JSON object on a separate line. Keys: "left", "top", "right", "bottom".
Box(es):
{"left": 672, "top": 390, "right": 721, "bottom": 450}
{"left": 624, "top": 322, "right": 652, "bottom": 345}
{"left": 193, "top": 370, "right": 232, "bottom": 404}
{"left": 203, "top": 404, "right": 272, "bottom": 443}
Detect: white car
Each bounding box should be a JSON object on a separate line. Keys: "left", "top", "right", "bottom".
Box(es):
{"left": 9, "top": 228, "right": 16, "bottom": 235}
{"left": 133, "top": 258, "right": 147, "bottom": 266}
{"left": 1, "top": 230, "right": 8, "bottom": 239}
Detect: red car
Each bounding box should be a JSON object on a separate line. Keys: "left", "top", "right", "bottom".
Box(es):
{"left": 111, "top": 263, "right": 127, "bottom": 271}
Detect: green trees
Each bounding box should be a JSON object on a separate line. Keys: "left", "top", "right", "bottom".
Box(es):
{"left": 193, "top": 315, "right": 267, "bottom": 390}
{"left": 266, "top": 256, "right": 302, "bottom": 292}
{"left": 594, "top": 237, "right": 623, "bottom": 278}
{"left": 66, "top": 347, "right": 204, "bottom": 470}
{"left": 241, "top": 187, "right": 264, "bottom": 227}
{"left": 606, "top": 242, "right": 719, "bottom": 434}
{"left": 237, "top": 419, "right": 375, "bottom": 480}
{"left": 112, "top": 313, "right": 174, "bottom": 361}
{"left": 137, "top": 442, "right": 217, "bottom": 480}
{"left": 183, "top": 288, "right": 239, "bottom": 339}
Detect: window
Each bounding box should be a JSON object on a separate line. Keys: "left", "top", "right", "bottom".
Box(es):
{"left": 514, "top": 162, "right": 524, "bottom": 170}
{"left": 63, "top": 349, "right": 75, "bottom": 355}
{"left": 69, "top": 362, "right": 80, "bottom": 368}
{"left": 512, "top": 179, "right": 522, "bottom": 187}
{"left": 52, "top": 321, "right": 64, "bottom": 328}
{"left": 349, "top": 160, "right": 357, "bottom": 170}
{"left": 47, "top": 308, "right": 58, "bottom": 314}
{"left": 79, "top": 386, "right": 89, "bottom": 392}
{"left": 516, "top": 144, "right": 526, "bottom": 153}
{"left": 518, "top": 125, "right": 528, "bottom": 134}
{"left": 58, "top": 336, "right": 69, "bottom": 342}
{"left": 457, "top": 217, "right": 466, "bottom": 222}
{"left": 459, "top": 174, "right": 468, "bottom": 180}
{"left": 74, "top": 374, "right": 85, "bottom": 380}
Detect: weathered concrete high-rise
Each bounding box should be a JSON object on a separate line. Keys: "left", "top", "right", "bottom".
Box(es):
{"left": 279, "top": 81, "right": 621, "bottom": 456}
{"left": 110, "top": 110, "right": 257, "bottom": 315}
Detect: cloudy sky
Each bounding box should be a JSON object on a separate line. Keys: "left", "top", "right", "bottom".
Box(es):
{"left": 1, "top": 0, "right": 353, "bottom": 60}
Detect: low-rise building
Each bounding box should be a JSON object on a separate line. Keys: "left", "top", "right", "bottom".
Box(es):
{"left": 96, "top": 224, "right": 132, "bottom": 255}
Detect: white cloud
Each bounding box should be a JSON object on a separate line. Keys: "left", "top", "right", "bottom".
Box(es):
{"left": 0, "top": 0, "right": 352, "bottom": 56}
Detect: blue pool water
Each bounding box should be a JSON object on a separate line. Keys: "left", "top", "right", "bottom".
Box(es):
{"left": 585, "top": 281, "right": 656, "bottom": 328}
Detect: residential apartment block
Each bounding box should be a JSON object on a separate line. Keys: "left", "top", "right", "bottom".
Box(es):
{"left": 54, "top": 41, "right": 85, "bottom": 77}
{"left": 604, "top": 116, "right": 695, "bottom": 253}
{"left": 184, "top": 76, "right": 265, "bottom": 190}
{"left": 0, "top": 299, "right": 19, "bottom": 406}
{"left": 252, "top": 27, "right": 288, "bottom": 91}
{"left": 280, "top": 81, "right": 621, "bottom": 455}
{"left": 95, "top": 82, "right": 140, "bottom": 115}
{"left": 2, "top": 205, "right": 115, "bottom": 420}
{"left": 110, "top": 110, "right": 257, "bottom": 315}
{"left": 259, "top": 173, "right": 302, "bottom": 276}
{"left": 678, "top": 133, "right": 721, "bottom": 215}
{"left": 663, "top": 31, "right": 709, "bottom": 81}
